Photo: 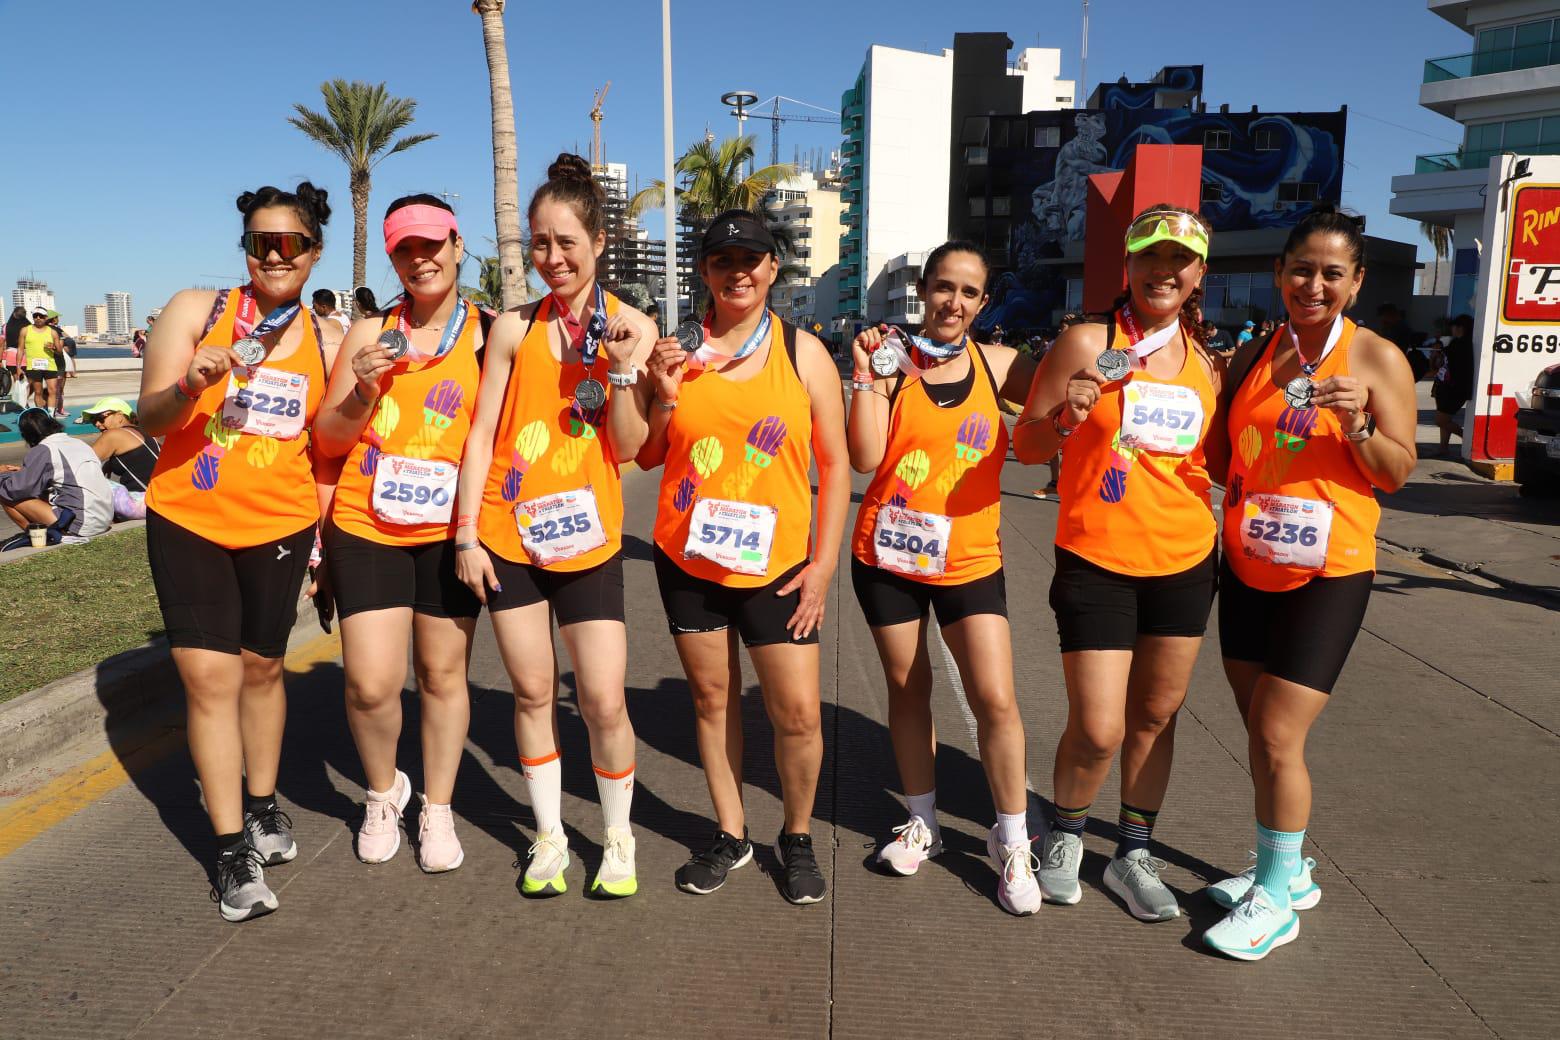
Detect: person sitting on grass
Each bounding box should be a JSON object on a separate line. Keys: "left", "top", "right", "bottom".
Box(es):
{"left": 0, "top": 408, "right": 114, "bottom": 550}
{"left": 78, "top": 397, "right": 161, "bottom": 519}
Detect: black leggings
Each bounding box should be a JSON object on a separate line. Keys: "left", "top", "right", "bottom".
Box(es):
{"left": 1217, "top": 559, "right": 1372, "bottom": 694}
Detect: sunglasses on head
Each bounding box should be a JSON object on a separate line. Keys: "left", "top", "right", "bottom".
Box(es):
{"left": 240, "top": 231, "right": 316, "bottom": 261}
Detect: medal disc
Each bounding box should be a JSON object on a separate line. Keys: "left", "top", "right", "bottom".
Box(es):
{"left": 869, "top": 345, "right": 900, "bottom": 377}
{"left": 574, "top": 377, "right": 606, "bottom": 412}
{"left": 675, "top": 319, "right": 704, "bottom": 354}
{"left": 232, "top": 337, "right": 265, "bottom": 367}
{"left": 1283, "top": 376, "right": 1314, "bottom": 409}
{"left": 378, "top": 329, "right": 410, "bottom": 361}
{"left": 1096, "top": 348, "right": 1131, "bottom": 382}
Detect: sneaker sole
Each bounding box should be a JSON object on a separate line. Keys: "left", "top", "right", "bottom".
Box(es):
{"left": 220, "top": 895, "right": 278, "bottom": 923}
{"left": 773, "top": 841, "right": 827, "bottom": 905}
{"left": 418, "top": 848, "right": 465, "bottom": 874}
{"left": 261, "top": 842, "right": 298, "bottom": 867}
{"left": 1040, "top": 882, "right": 1083, "bottom": 906}
{"left": 591, "top": 874, "right": 639, "bottom": 898}
{"left": 876, "top": 839, "right": 943, "bottom": 877}
{"left": 1203, "top": 913, "right": 1300, "bottom": 962}
{"left": 1103, "top": 864, "right": 1180, "bottom": 922}
{"left": 676, "top": 846, "right": 753, "bottom": 895}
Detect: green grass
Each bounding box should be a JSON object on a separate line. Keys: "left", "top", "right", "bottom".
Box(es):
{"left": 0, "top": 527, "right": 165, "bottom": 705}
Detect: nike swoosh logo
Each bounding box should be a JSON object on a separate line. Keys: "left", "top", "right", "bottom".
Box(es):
{"left": 1250, "top": 933, "right": 1268, "bottom": 947}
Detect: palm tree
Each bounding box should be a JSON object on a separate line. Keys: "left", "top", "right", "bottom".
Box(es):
{"left": 1420, "top": 221, "right": 1453, "bottom": 295}
{"left": 289, "top": 81, "right": 436, "bottom": 309}
{"left": 464, "top": 245, "right": 536, "bottom": 310}
{"left": 473, "top": 0, "right": 526, "bottom": 311}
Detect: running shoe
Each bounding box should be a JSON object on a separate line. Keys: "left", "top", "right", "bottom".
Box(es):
{"left": 774, "top": 831, "right": 828, "bottom": 905}
{"left": 212, "top": 842, "right": 277, "bottom": 923}
{"left": 591, "top": 826, "right": 638, "bottom": 898}
{"left": 1037, "top": 828, "right": 1083, "bottom": 905}
{"left": 1207, "top": 853, "right": 1321, "bottom": 911}
{"left": 416, "top": 802, "right": 464, "bottom": 874}
{"left": 986, "top": 826, "right": 1042, "bottom": 916}
{"left": 675, "top": 829, "right": 753, "bottom": 895}
{"left": 243, "top": 800, "right": 297, "bottom": 866}
{"left": 1103, "top": 848, "right": 1181, "bottom": 922}
{"left": 356, "top": 770, "right": 411, "bottom": 864}
{"left": 1202, "top": 883, "right": 1300, "bottom": 961}
{"left": 876, "top": 815, "right": 942, "bottom": 876}
{"left": 522, "top": 826, "right": 570, "bottom": 897}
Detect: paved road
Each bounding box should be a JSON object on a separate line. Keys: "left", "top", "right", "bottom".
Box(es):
{"left": 1, "top": 440, "right": 1555, "bottom": 1039}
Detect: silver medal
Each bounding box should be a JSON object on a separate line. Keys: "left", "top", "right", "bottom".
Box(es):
{"left": 869, "top": 344, "right": 901, "bottom": 377}
{"left": 1283, "top": 375, "right": 1314, "bottom": 409}
{"left": 1096, "top": 347, "right": 1131, "bottom": 382}
{"left": 675, "top": 319, "right": 704, "bottom": 354}
{"left": 378, "top": 328, "right": 410, "bottom": 361}
{"left": 574, "top": 377, "right": 606, "bottom": 412}
{"left": 232, "top": 337, "right": 265, "bottom": 367}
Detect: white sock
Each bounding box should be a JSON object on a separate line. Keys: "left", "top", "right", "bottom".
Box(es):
{"left": 521, "top": 752, "right": 563, "bottom": 836}
{"left": 593, "top": 762, "right": 635, "bottom": 831}
{"left": 996, "top": 810, "right": 1028, "bottom": 849}
{"left": 906, "top": 790, "right": 939, "bottom": 836}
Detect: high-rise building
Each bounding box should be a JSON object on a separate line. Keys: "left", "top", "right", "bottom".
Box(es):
{"left": 12, "top": 278, "right": 55, "bottom": 316}
{"left": 83, "top": 303, "right": 109, "bottom": 336}
{"left": 1390, "top": 0, "right": 1560, "bottom": 317}
{"left": 767, "top": 171, "right": 846, "bottom": 331}
{"left": 106, "top": 291, "right": 133, "bottom": 339}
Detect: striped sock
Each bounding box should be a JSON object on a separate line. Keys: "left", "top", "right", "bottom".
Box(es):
{"left": 1115, "top": 803, "right": 1159, "bottom": 858}
{"left": 1052, "top": 803, "right": 1089, "bottom": 837}
{"left": 1254, "top": 822, "right": 1305, "bottom": 909}
{"left": 520, "top": 750, "right": 562, "bottom": 836}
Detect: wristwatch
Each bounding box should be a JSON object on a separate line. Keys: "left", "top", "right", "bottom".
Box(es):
{"left": 1344, "top": 414, "right": 1375, "bottom": 442}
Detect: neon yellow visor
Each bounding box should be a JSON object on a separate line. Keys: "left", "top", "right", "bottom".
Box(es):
{"left": 1124, "top": 210, "right": 1210, "bottom": 259}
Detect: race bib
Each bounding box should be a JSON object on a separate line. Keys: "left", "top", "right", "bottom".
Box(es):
{"left": 373, "top": 454, "right": 458, "bottom": 526}
{"left": 516, "top": 486, "right": 607, "bottom": 566}
{"left": 872, "top": 504, "right": 951, "bottom": 578}
{"left": 1237, "top": 493, "right": 1333, "bottom": 571}
{"left": 683, "top": 497, "right": 778, "bottom": 576}
{"left": 1119, "top": 382, "right": 1204, "bottom": 455}
{"left": 220, "top": 366, "right": 308, "bottom": 440}
{"left": 29, "top": 358, "right": 50, "bottom": 371}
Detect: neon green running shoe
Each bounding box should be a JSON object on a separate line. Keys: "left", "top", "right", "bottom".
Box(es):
{"left": 522, "top": 827, "right": 570, "bottom": 897}
{"left": 591, "top": 826, "right": 638, "bottom": 898}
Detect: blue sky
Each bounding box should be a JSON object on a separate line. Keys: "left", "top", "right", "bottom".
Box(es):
{"left": 0, "top": 0, "right": 1469, "bottom": 326}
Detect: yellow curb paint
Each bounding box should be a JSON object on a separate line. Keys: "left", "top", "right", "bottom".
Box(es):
{"left": 0, "top": 630, "right": 342, "bottom": 860}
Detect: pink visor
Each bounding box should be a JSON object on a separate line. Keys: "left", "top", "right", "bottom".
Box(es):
{"left": 383, "top": 204, "right": 459, "bottom": 253}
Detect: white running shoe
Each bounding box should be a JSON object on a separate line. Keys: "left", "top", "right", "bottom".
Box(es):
{"left": 986, "top": 826, "right": 1042, "bottom": 916}
{"left": 1207, "top": 853, "right": 1321, "bottom": 911}
{"left": 876, "top": 816, "right": 942, "bottom": 876}
{"left": 522, "top": 827, "right": 570, "bottom": 897}
{"left": 356, "top": 770, "right": 411, "bottom": 864}
{"left": 592, "top": 827, "right": 638, "bottom": 898}
{"left": 1203, "top": 883, "right": 1300, "bottom": 962}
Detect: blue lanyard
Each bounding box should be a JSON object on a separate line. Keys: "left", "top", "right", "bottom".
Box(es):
{"left": 236, "top": 287, "right": 300, "bottom": 339}
{"left": 396, "top": 297, "right": 470, "bottom": 361}
{"left": 702, "top": 307, "right": 772, "bottom": 362}
{"left": 552, "top": 284, "right": 608, "bottom": 367}
{"left": 903, "top": 327, "right": 967, "bottom": 361}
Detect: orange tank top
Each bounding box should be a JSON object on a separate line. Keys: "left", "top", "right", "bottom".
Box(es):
{"left": 1223, "top": 319, "right": 1378, "bottom": 592}
{"left": 477, "top": 293, "right": 625, "bottom": 571}
{"left": 146, "top": 287, "right": 326, "bottom": 549}
{"left": 1055, "top": 316, "right": 1217, "bottom": 577}
{"left": 652, "top": 314, "right": 814, "bottom": 589}
{"left": 332, "top": 301, "right": 481, "bottom": 546}
{"left": 851, "top": 345, "right": 1006, "bottom": 585}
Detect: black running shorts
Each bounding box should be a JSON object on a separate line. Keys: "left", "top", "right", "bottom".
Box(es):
{"left": 850, "top": 556, "right": 1008, "bottom": 628}
{"left": 1049, "top": 545, "right": 1217, "bottom": 653}
{"left": 1217, "top": 558, "right": 1372, "bottom": 695}
{"left": 653, "top": 545, "right": 817, "bottom": 648}
{"left": 485, "top": 548, "right": 624, "bottom": 625}
{"left": 325, "top": 526, "right": 481, "bottom": 621}
{"left": 146, "top": 509, "right": 315, "bottom": 658}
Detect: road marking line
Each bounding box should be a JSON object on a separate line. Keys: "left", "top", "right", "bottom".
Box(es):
{"left": 0, "top": 631, "right": 342, "bottom": 860}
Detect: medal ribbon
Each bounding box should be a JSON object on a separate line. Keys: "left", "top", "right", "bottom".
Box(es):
{"left": 551, "top": 283, "right": 608, "bottom": 369}
{"left": 687, "top": 308, "right": 772, "bottom": 370}
{"left": 1286, "top": 314, "right": 1343, "bottom": 376}
{"left": 1116, "top": 306, "right": 1179, "bottom": 368}
{"left": 234, "top": 286, "right": 301, "bottom": 342}
{"left": 896, "top": 326, "right": 967, "bottom": 361}
{"left": 395, "top": 296, "right": 471, "bottom": 362}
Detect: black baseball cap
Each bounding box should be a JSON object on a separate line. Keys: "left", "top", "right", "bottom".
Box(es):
{"left": 701, "top": 209, "right": 776, "bottom": 256}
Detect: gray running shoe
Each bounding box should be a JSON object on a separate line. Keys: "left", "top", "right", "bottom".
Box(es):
{"left": 1104, "top": 848, "right": 1181, "bottom": 921}
{"left": 244, "top": 802, "right": 298, "bottom": 866}
{"left": 213, "top": 843, "right": 278, "bottom": 923}
{"left": 1038, "top": 829, "right": 1083, "bottom": 905}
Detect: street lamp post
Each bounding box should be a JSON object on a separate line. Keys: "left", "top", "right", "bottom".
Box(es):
{"left": 722, "top": 90, "right": 758, "bottom": 177}
{"left": 661, "top": 0, "right": 679, "bottom": 329}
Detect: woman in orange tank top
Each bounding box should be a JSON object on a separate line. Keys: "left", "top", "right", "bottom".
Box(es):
{"left": 137, "top": 182, "right": 345, "bottom": 923}
{"left": 1201, "top": 206, "right": 1417, "bottom": 961}
{"left": 634, "top": 210, "right": 851, "bottom": 905}
{"left": 1014, "top": 204, "right": 1224, "bottom": 923}
{"left": 845, "top": 241, "right": 1043, "bottom": 915}
{"left": 454, "top": 155, "right": 658, "bottom": 899}
{"left": 313, "top": 194, "right": 483, "bottom": 875}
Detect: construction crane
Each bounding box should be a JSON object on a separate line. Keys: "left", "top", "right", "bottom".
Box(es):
{"left": 749, "top": 96, "right": 839, "bottom": 169}
{"left": 590, "top": 81, "right": 611, "bottom": 171}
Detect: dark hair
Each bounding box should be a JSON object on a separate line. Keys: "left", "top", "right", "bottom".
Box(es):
{"left": 383, "top": 193, "right": 458, "bottom": 243}
{"left": 311, "top": 288, "right": 337, "bottom": 308}
{"left": 1281, "top": 202, "right": 1366, "bottom": 270}
{"left": 237, "top": 182, "right": 331, "bottom": 244}
{"left": 18, "top": 407, "right": 63, "bottom": 447}
{"left": 528, "top": 153, "right": 606, "bottom": 238}
{"left": 1451, "top": 312, "right": 1474, "bottom": 334}
{"left": 918, "top": 240, "right": 989, "bottom": 294}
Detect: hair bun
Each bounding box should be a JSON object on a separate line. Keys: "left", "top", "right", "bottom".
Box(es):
{"left": 235, "top": 190, "right": 260, "bottom": 215}
{"left": 547, "top": 153, "right": 594, "bottom": 185}
{"left": 294, "top": 181, "right": 332, "bottom": 225}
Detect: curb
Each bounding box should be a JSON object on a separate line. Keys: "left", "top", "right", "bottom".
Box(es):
{"left": 0, "top": 591, "right": 330, "bottom": 784}
{"left": 1377, "top": 534, "right": 1560, "bottom": 605}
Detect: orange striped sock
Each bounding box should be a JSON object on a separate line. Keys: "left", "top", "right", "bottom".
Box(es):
{"left": 593, "top": 762, "right": 635, "bottom": 831}
{"left": 521, "top": 751, "right": 562, "bottom": 835}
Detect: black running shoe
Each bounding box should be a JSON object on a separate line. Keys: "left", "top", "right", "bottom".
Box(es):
{"left": 211, "top": 843, "right": 278, "bottom": 923}
{"left": 675, "top": 829, "right": 753, "bottom": 894}
{"left": 774, "top": 831, "right": 827, "bottom": 905}
{"left": 244, "top": 802, "right": 298, "bottom": 866}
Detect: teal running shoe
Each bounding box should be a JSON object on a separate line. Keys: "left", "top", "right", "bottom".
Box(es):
{"left": 1203, "top": 884, "right": 1299, "bottom": 962}
{"left": 1207, "top": 854, "right": 1320, "bottom": 911}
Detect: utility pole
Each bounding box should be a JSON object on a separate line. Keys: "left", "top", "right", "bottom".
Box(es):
{"left": 1079, "top": 0, "right": 1089, "bottom": 109}
{"left": 661, "top": 0, "right": 679, "bottom": 329}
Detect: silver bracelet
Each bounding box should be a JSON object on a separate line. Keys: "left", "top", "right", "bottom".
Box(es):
{"left": 656, "top": 397, "right": 678, "bottom": 412}
{"left": 453, "top": 540, "right": 481, "bottom": 552}
{"left": 851, "top": 380, "right": 875, "bottom": 392}
{"left": 607, "top": 368, "right": 638, "bottom": 388}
